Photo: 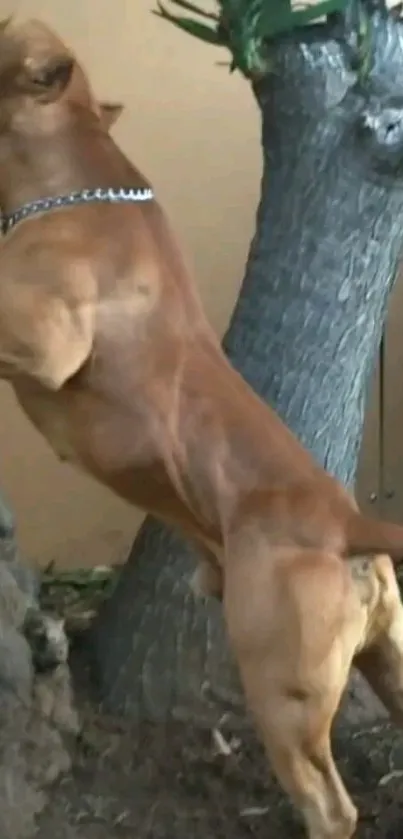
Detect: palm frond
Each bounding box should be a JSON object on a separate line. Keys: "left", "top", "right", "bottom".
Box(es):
{"left": 165, "top": 0, "right": 219, "bottom": 20}
{"left": 153, "top": 1, "right": 369, "bottom": 79}
{"left": 153, "top": 1, "right": 223, "bottom": 45}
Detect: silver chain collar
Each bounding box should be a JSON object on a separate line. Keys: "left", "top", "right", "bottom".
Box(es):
{"left": 1, "top": 186, "right": 154, "bottom": 235}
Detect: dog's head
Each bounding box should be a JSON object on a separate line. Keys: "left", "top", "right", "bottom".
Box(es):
{"left": 0, "top": 18, "right": 123, "bottom": 132}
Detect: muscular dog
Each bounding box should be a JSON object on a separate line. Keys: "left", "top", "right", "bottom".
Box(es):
{"left": 1, "top": 18, "right": 403, "bottom": 837}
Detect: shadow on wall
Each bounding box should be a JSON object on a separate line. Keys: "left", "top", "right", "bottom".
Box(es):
{"left": 0, "top": 0, "right": 260, "bottom": 569}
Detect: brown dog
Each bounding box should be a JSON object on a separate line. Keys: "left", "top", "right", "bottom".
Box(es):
{"left": 1, "top": 18, "right": 403, "bottom": 838}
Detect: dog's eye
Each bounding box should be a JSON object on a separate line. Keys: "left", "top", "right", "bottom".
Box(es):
{"left": 31, "top": 58, "right": 73, "bottom": 89}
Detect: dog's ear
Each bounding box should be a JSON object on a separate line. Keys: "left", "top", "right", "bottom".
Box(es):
{"left": 99, "top": 102, "right": 124, "bottom": 130}
{"left": 22, "top": 54, "right": 74, "bottom": 102}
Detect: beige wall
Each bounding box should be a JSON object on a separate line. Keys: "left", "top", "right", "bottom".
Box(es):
{"left": 0, "top": 0, "right": 260, "bottom": 568}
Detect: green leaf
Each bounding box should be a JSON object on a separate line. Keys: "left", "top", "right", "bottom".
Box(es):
{"left": 166, "top": 0, "right": 218, "bottom": 19}
{"left": 154, "top": 2, "right": 222, "bottom": 44}
{"left": 259, "top": 0, "right": 348, "bottom": 38}
{"left": 154, "top": 0, "right": 351, "bottom": 78}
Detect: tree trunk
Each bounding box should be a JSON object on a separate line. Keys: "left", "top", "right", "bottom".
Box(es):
{"left": 89, "top": 5, "right": 403, "bottom": 724}
{"left": 0, "top": 487, "right": 37, "bottom": 598}
{"left": 0, "top": 493, "right": 74, "bottom": 838}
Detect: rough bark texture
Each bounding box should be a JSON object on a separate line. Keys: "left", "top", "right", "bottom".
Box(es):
{"left": 0, "top": 490, "right": 78, "bottom": 836}
{"left": 0, "top": 488, "right": 37, "bottom": 598}
{"left": 90, "top": 6, "right": 403, "bottom": 724}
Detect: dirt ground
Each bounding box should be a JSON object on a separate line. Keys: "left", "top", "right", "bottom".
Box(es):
{"left": 34, "top": 669, "right": 403, "bottom": 839}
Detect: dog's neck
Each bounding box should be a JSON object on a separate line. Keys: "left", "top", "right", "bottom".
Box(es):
{"left": 0, "top": 114, "right": 147, "bottom": 214}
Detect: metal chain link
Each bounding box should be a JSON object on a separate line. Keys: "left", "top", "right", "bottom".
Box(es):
{"left": 1, "top": 187, "right": 154, "bottom": 236}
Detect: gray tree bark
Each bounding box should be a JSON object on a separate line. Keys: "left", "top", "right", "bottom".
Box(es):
{"left": 0, "top": 490, "right": 74, "bottom": 838}
{"left": 0, "top": 488, "right": 37, "bottom": 597}
{"left": 89, "top": 4, "right": 403, "bottom": 724}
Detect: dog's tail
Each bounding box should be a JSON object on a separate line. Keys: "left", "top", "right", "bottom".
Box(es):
{"left": 346, "top": 511, "right": 403, "bottom": 561}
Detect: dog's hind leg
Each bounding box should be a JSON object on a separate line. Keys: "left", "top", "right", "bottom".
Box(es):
{"left": 354, "top": 554, "right": 403, "bottom": 725}
{"left": 223, "top": 546, "right": 364, "bottom": 839}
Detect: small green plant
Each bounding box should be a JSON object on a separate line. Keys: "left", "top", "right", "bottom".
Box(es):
{"left": 154, "top": 0, "right": 349, "bottom": 77}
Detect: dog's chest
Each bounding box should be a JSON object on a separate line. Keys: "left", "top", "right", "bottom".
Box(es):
{"left": 11, "top": 380, "right": 83, "bottom": 466}
{"left": 10, "top": 375, "right": 162, "bottom": 480}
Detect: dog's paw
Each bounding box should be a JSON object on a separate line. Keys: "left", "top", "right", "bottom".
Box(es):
{"left": 189, "top": 566, "right": 208, "bottom": 598}
{"left": 189, "top": 562, "right": 223, "bottom": 600}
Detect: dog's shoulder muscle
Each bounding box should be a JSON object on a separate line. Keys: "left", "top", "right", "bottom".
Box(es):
{"left": 0, "top": 233, "right": 97, "bottom": 389}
